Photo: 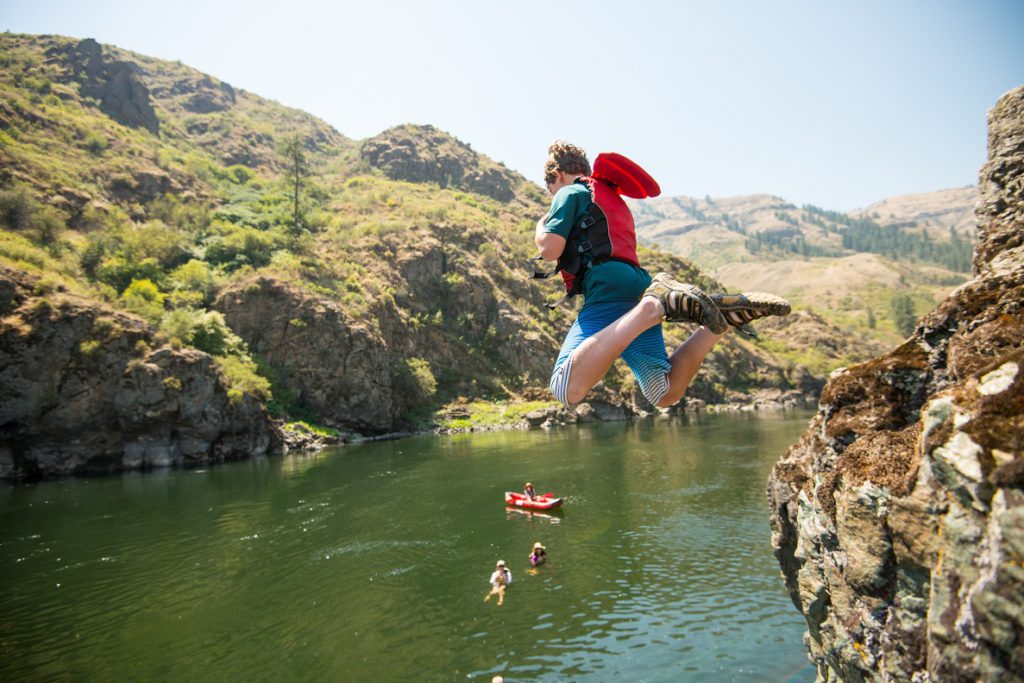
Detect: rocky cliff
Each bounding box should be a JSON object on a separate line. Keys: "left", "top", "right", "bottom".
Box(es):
{"left": 766, "top": 86, "right": 1024, "bottom": 681}
{"left": 0, "top": 267, "right": 279, "bottom": 478}
{"left": 361, "top": 124, "right": 520, "bottom": 202}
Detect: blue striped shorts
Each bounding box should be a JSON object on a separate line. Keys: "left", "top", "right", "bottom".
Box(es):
{"left": 549, "top": 300, "right": 672, "bottom": 407}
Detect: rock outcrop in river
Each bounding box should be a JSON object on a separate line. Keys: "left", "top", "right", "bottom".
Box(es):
{"left": 766, "top": 86, "right": 1024, "bottom": 681}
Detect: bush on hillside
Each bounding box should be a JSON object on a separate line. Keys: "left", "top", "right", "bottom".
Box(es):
{"left": 169, "top": 259, "right": 217, "bottom": 304}
{"left": 392, "top": 357, "right": 438, "bottom": 409}
{"left": 226, "top": 165, "right": 254, "bottom": 185}
{"left": 147, "top": 194, "right": 211, "bottom": 234}
{"left": 77, "top": 204, "right": 132, "bottom": 234}
{"left": 95, "top": 255, "right": 163, "bottom": 292}
{"left": 160, "top": 307, "right": 240, "bottom": 356}
{"left": 121, "top": 220, "right": 191, "bottom": 269}
{"left": 83, "top": 132, "right": 107, "bottom": 156}
{"left": 204, "top": 222, "right": 285, "bottom": 269}
{"left": 890, "top": 293, "right": 917, "bottom": 338}
{"left": 121, "top": 278, "right": 165, "bottom": 322}
{"left": 215, "top": 355, "right": 272, "bottom": 403}
{"left": 0, "top": 184, "right": 67, "bottom": 246}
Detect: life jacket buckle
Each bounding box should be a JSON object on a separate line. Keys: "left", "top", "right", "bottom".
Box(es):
{"left": 530, "top": 256, "right": 558, "bottom": 280}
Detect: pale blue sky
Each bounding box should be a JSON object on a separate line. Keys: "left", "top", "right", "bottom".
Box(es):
{"left": 3, "top": 0, "right": 1023, "bottom": 210}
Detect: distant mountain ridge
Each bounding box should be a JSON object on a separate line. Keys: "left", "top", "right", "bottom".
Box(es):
{"left": 630, "top": 187, "right": 977, "bottom": 346}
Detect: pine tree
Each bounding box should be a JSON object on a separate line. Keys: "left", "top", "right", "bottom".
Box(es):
{"left": 891, "top": 294, "right": 917, "bottom": 337}
{"left": 279, "top": 135, "right": 309, "bottom": 236}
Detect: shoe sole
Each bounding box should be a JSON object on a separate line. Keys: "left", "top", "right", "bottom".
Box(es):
{"left": 715, "top": 292, "right": 791, "bottom": 326}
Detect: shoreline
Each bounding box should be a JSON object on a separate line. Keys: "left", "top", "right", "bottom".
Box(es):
{"left": 2, "top": 395, "right": 820, "bottom": 484}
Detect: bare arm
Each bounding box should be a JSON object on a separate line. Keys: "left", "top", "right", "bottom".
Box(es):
{"left": 534, "top": 218, "right": 566, "bottom": 262}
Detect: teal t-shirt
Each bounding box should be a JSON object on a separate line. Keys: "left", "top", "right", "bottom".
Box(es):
{"left": 543, "top": 182, "right": 652, "bottom": 303}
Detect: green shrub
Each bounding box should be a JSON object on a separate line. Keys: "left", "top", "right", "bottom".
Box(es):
{"left": 216, "top": 355, "right": 271, "bottom": 401}
{"left": 160, "top": 307, "right": 241, "bottom": 356}
{"left": 22, "top": 76, "right": 51, "bottom": 94}
{"left": 160, "top": 308, "right": 197, "bottom": 345}
{"left": 191, "top": 310, "right": 236, "bottom": 356}
{"left": 167, "top": 289, "right": 204, "bottom": 309}
{"left": 32, "top": 274, "right": 62, "bottom": 295}
{"left": 162, "top": 376, "right": 183, "bottom": 392}
{"left": 147, "top": 194, "right": 211, "bottom": 234}
{"left": 78, "top": 204, "right": 131, "bottom": 234}
{"left": 226, "top": 165, "right": 254, "bottom": 184}
{"left": 0, "top": 185, "right": 38, "bottom": 231}
{"left": 392, "top": 357, "right": 437, "bottom": 408}
{"left": 33, "top": 204, "right": 66, "bottom": 246}
{"left": 79, "top": 339, "right": 102, "bottom": 357}
{"left": 169, "top": 259, "right": 216, "bottom": 303}
{"left": 204, "top": 223, "right": 282, "bottom": 268}
{"left": 122, "top": 220, "right": 190, "bottom": 268}
{"left": 121, "top": 278, "right": 165, "bottom": 322}
{"left": 891, "top": 293, "right": 917, "bottom": 338}
{"left": 83, "top": 131, "right": 107, "bottom": 155}
{"left": 96, "top": 255, "right": 163, "bottom": 292}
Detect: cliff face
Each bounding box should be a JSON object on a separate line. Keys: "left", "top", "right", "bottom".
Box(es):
{"left": 361, "top": 124, "right": 521, "bottom": 202}
{"left": 0, "top": 268, "right": 279, "bottom": 478}
{"left": 767, "top": 86, "right": 1024, "bottom": 681}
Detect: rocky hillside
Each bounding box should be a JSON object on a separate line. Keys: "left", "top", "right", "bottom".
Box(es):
{"left": 0, "top": 33, "right": 832, "bottom": 478}
{"left": 0, "top": 266, "right": 277, "bottom": 478}
{"left": 361, "top": 124, "right": 521, "bottom": 202}
{"left": 766, "top": 86, "right": 1023, "bottom": 681}
{"left": 631, "top": 188, "right": 977, "bottom": 348}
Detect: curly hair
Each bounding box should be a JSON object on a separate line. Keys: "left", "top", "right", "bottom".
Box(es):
{"left": 544, "top": 140, "right": 591, "bottom": 185}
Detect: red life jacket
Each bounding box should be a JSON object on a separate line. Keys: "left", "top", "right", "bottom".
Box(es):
{"left": 535, "top": 153, "right": 661, "bottom": 305}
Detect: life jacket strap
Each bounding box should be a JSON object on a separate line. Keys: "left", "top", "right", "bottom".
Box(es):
{"left": 531, "top": 256, "right": 559, "bottom": 280}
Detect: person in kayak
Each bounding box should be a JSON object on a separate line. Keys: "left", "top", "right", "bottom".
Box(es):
{"left": 529, "top": 542, "right": 547, "bottom": 567}
{"left": 485, "top": 560, "right": 512, "bottom": 605}
{"left": 535, "top": 140, "right": 791, "bottom": 409}
{"left": 524, "top": 482, "right": 538, "bottom": 500}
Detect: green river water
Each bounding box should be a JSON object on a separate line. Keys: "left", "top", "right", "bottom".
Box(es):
{"left": 1, "top": 410, "right": 817, "bottom": 682}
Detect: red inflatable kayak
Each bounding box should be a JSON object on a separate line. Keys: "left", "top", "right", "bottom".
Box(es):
{"left": 505, "top": 491, "right": 563, "bottom": 510}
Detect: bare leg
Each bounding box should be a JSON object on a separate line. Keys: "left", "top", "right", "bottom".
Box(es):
{"left": 656, "top": 328, "right": 726, "bottom": 407}
{"left": 565, "top": 297, "right": 664, "bottom": 405}
{"left": 565, "top": 296, "right": 729, "bottom": 407}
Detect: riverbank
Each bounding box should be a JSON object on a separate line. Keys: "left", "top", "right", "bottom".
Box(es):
{"left": 278, "top": 388, "right": 820, "bottom": 453}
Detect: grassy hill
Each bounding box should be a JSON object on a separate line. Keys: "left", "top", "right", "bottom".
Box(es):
{"left": 630, "top": 188, "right": 977, "bottom": 347}
{"left": 0, "top": 33, "right": 858, "bottom": 444}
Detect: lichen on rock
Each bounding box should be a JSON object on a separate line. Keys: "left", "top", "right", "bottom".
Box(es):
{"left": 767, "top": 85, "right": 1024, "bottom": 681}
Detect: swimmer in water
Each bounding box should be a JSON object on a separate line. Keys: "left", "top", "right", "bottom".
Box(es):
{"left": 485, "top": 560, "right": 512, "bottom": 606}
